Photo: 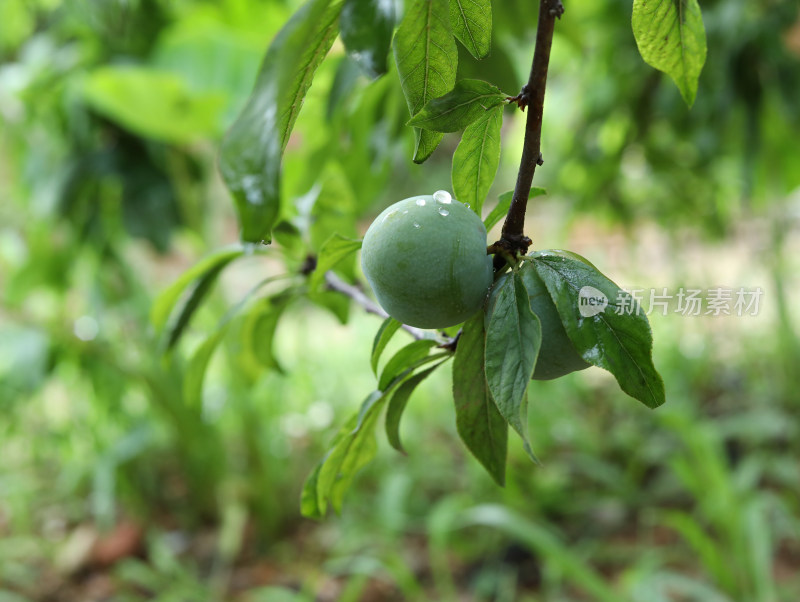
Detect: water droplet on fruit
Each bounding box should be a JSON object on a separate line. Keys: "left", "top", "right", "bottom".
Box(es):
{"left": 412, "top": 222, "right": 421, "bottom": 229}
{"left": 415, "top": 198, "right": 426, "bottom": 206}
{"left": 433, "top": 190, "right": 452, "bottom": 204}
{"left": 438, "top": 207, "right": 449, "bottom": 216}
{"left": 464, "top": 202, "right": 471, "bottom": 209}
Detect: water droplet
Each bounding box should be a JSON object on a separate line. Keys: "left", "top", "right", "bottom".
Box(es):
{"left": 415, "top": 198, "right": 426, "bottom": 206}
{"left": 438, "top": 207, "right": 449, "bottom": 216}
{"left": 464, "top": 202, "right": 471, "bottom": 209}
{"left": 433, "top": 190, "right": 452, "bottom": 204}
{"left": 402, "top": 210, "right": 409, "bottom": 214}
{"left": 412, "top": 222, "right": 421, "bottom": 229}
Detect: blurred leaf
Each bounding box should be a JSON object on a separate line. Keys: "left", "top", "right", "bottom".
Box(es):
{"left": 326, "top": 56, "right": 364, "bottom": 120}
{"left": 0, "top": 326, "right": 50, "bottom": 396}
{"left": 309, "top": 234, "right": 362, "bottom": 292}
{"left": 150, "top": 247, "right": 244, "bottom": 349}
{"left": 393, "top": 0, "right": 458, "bottom": 163}
{"left": 531, "top": 251, "right": 665, "bottom": 408}
{"left": 378, "top": 339, "right": 439, "bottom": 391}
{"left": 302, "top": 391, "right": 384, "bottom": 518}
{"left": 185, "top": 281, "right": 290, "bottom": 404}
{"left": 386, "top": 361, "right": 447, "bottom": 453}
{"left": 272, "top": 220, "right": 305, "bottom": 258}
{"left": 450, "top": 0, "right": 491, "bottom": 59}
{"left": 184, "top": 326, "right": 227, "bottom": 405}
{"left": 242, "top": 296, "right": 292, "bottom": 372}
{"left": 340, "top": 0, "right": 395, "bottom": 78}
{"left": 371, "top": 318, "right": 403, "bottom": 375}
{"left": 308, "top": 290, "right": 351, "bottom": 324}
{"left": 300, "top": 462, "right": 325, "bottom": 520}
{"left": 152, "top": 17, "right": 265, "bottom": 127}
{"left": 459, "top": 505, "right": 622, "bottom": 602}
{"left": 452, "top": 106, "right": 502, "bottom": 216}
{"left": 452, "top": 313, "right": 507, "bottom": 485}
{"left": 744, "top": 499, "right": 776, "bottom": 602}
{"left": 632, "top": 0, "right": 706, "bottom": 107}
{"left": 483, "top": 187, "right": 545, "bottom": 230}
{"left": 456, "top": 40, "right": 519, "bottom": 97}
{"left": 663, "top": 511, "right": 736, "bottom": 592}
{"left": 219, "top": 0, "right": 341, "bottom": 243}
{"left": 0, "top": 0, "right": 35, "bottom": 52}
{"left": 310, "top": 165, "right": 360, "bottom": 253}
{"left": 83, "top": 67, "right": 225, "bottom": 143}
{"left": 408, "top": 79, "right": 505, "bottom": 132}
{"left": 484, "top": 271, "right": 540, "bottom": 462}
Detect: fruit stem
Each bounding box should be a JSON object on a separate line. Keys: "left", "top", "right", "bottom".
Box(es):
{"left": 496, "top": 0, "right": 563, "bottom": 268}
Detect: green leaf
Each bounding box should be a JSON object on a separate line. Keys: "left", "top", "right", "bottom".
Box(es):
{"left": 302, "top": 391, "right": 385, "bottom": 518}
{"left": 393, "top": 0, "right": 458, "bottom": 163}
{"left": 151, "top": 247, "right": 244, "bottom": 335}
{"left": 309, "top": 234, "right": 362, "bottom": 292}
{"left": 183, "top": 276, "right": 290, "bottom": 405}
{"left": 632, "top": 0, "right": 707, "bottom": 107}
{"left": 241, "top": 296, "right": 291, "bottom": 372}
{"left": 450, "top": 0, "right": 492, "bottom": 59}
{"left": 152, "top": 248, "right": 246, "bottom": 352}
{"left": 663, "top": 511, "right": 735, "bottom": 592}
{"left": 452, "top": 313, "right": 507, "bottom": 485}
{"left": 340, "top": 0, "right": 395, "bottom": 78}
{"left": 185, "top": 282, "right": 290, "bottom": 404}
{"left": 184, "top": 328, "right": 229, "bottom": 405}
{"left": 219, "top": 0, "right": 341, "bottom": 243}
{"left": 310, "top": 164, "right": 360, "bottom": 252}
{"left": 378, "top": 339, "right": 439, "bottom": 391}
{"left": 531, "top": 250, "right": 666, "bottom": 408}
{"left": 408, "top": 79, "right": 505, "bottom": 132}
{"left": 452, "top": 106, "right": 502, "bottom": 216}
{"left": 82, "top": 66, "right": 226, "bottom": 144}
{"left": 300, "top": 462, "right": 325, "bottom": 518}
{"left": 371, "top": 318, "right": 403, "bottom": 375}
{"left": 483, "top": 188, "right": 546, "bottom": 231}
{"left": 326, "top": 56, "right": 364, "bottom": 120}
{"left": 484, "top": 272, "right": 541, "bottom": 462}
{"left": 386, "top": 361, "right": 447, "bottom": 453}
{"left": 308, "top": 290, "right": 351, "bottom": 324}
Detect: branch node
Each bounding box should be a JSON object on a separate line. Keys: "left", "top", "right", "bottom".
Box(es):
{"left": 506, "top": 84, "right": 532, "bottom": 112}
{"left": 439, "top": 330, "right": 461, "bottom": 352}
{"left": 300, "top": 254, "right": 317, "bottom": 276}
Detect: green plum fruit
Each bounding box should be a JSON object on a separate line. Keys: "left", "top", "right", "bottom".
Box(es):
{"left": 361, "top": 191, "right": 493, "bottom": 329}
{"left": 497, "top": 262, "right": 591, "bottom": 380}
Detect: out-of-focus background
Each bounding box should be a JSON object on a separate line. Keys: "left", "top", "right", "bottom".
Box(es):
{"left": 1, "top": 0, "right": 799, "bottom": 600}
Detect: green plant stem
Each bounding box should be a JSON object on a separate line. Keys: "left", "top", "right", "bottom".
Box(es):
{"left": 495, "top": 0, "right": 563, "bottom": 267}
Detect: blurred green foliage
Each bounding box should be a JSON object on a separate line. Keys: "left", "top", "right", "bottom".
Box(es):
{"left": 1, "top": 0, "right": 799, "bottom": 600}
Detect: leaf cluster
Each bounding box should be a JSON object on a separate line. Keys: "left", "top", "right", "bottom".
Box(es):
{"left": 302, "top": 250, "right": 664, "bottom": 516}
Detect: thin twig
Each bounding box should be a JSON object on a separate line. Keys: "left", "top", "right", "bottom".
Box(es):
{"left": 324, "top": 271, "right": 453, "bottom": 345}
{"left": 495, "top": 0, "right": 563, "bottom": 268}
